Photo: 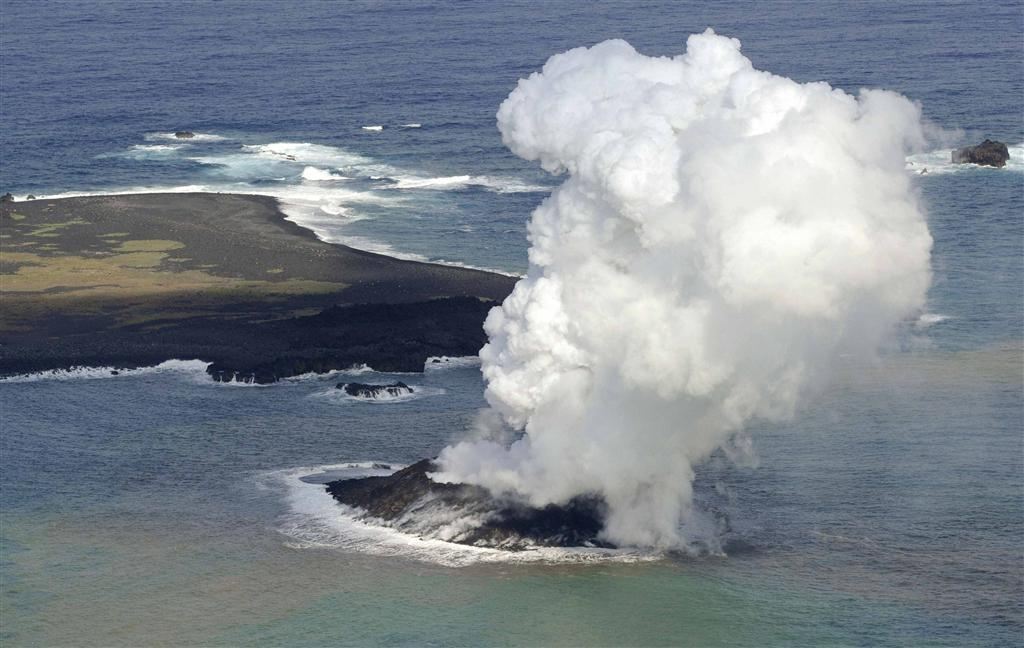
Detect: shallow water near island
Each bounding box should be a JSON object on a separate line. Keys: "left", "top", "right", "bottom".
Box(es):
{"left": 2, "top": 1, "right": 1023, "bottom": 646}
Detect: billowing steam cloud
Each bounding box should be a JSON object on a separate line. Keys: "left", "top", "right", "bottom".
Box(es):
{"left": 434, "top": 29, "right": 932, "bottom": 548}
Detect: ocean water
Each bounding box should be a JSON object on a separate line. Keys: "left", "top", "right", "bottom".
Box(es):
{"left": 1, "top": 2, "right": 1022, "bottom": 646}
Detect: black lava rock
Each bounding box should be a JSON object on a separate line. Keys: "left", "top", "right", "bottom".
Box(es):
{"left": 339, "top": 381, "right": 413, "bottom": 398}
{"left": 952, "top": 139, "right": 1010, "bottom": 167}
{"left": 326, "top": 459, "right": 611, "bottom": 550}
{"left": 174, "top": 131, "right": 196, "bottom": 139}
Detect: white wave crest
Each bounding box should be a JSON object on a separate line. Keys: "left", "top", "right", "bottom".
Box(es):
{"left": 0, "top": 359, "right": 210, "bottom": 383}
{"left": 301, "top": 166, "right": 349, "bottom": 181}
{"left": 400, "top": 123, "right": 422, "bottom": 128}
{"left": 361, "top": 125, "right": 384, "bottom": 132}
{"left": 386, "top": 174, "right": 548, "bottom": 193}
{"left": 242, "top": 142, "right": 375, "bottom": 168}
{"left": 146, "top": 132, "right": 227, "bottom": 142}
{"left": 914, "top": 312, "right": 951, "bottom": 329}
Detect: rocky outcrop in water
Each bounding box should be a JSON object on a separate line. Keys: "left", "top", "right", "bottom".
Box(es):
{"left": 339, "top": 381, "right": 413, "bottom": 398}
{"left": 952, "top": 139, "right": 1010, "bottom": 167}
{"left": 174, "top": 131, "right": 196, "bottom": 139}
{"left": 1, "top": 193, "right": 14, "bottom": 203}
{"left": 326, "top": 459, "right": 611, "bottom": 549}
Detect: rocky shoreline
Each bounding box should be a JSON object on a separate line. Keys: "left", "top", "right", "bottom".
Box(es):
{"left": 326, "top": 460, "right": 611, "bottom": 549}
{"left": 0, "top": 193, "right": 516, "bottom": 382}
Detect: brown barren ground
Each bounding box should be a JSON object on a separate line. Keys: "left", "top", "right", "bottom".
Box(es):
{"left": 0, "top": 193, "right": 516, "bottom": 380}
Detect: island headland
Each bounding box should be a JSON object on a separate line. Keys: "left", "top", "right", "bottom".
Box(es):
{"left": 0, "top": 193, "right": 516, "bottom": 382}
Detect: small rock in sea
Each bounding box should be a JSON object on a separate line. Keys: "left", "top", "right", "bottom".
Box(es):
{"left": 26, "top": 195, "right": 36, "bottom": 200}
{"left": 371, "top": 463, "right": 392, "bottom": 470}
{"left": 338, "top": 381, "right": 414, "bottom": 398}
{"left": 110, "top": 370, "right": 119, "bottom": 375}
{"left": 1, "top": 192, "right": 14, "bottom": 203}
{"left": 951, "top": 139, "right": 1010, "bottom": 168}
{"left": 174, "top": 131, "right": 196, "bottom": 139}
{"left": 431, "top": 358, "right": 441, "bottom": 363}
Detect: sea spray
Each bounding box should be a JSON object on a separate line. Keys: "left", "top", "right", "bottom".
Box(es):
{"left": 434, "top": 30, "right": 932, "bottom": 548}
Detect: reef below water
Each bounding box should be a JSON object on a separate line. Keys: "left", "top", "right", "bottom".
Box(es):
{"left": 325, "top": 460, "right": 611, "bottom": 550}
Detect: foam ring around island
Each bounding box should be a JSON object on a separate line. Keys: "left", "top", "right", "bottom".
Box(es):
{"left": 264, "top": 463, "right": 659, "bottom": 566}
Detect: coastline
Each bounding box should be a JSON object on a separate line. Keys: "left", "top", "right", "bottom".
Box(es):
{"left": 0, "top": 193, "right": 516, "bottom": 382}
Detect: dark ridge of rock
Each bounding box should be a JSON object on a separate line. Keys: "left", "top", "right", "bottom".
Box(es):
{"left": 204, "top": 297, "right": 496, "bottom": 384}
{"left": 326, "top": 459, "right": 612, "bottom": 550}
{"left": 951, "top": 139, "right": 1010, "bottom": 167}
{"left": 174, "top": 131, "right": 196, "bottom": 139}
{"left": 339, "top": 381, "right": 413, "bottom": 398}
{"left": 1, "top": 193, "right": 13, "bottom": 203}
{"left": 25, "top": 195, "right": 36, "bottom": 200}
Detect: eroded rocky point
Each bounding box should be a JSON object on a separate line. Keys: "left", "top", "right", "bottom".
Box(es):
{"left": 326, "top": 459, "right": 611, "bottom": 550}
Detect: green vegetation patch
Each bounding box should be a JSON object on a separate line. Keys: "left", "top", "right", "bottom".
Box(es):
{"left": 27, "top": 219, "right": 87, "bottom": 237}
{"left": 114, "top": 239, "right": 186, "bottom": 253}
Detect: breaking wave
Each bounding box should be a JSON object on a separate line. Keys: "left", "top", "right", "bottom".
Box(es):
{"left": 385, "top": 174, "right": 548, "bottom": 193}
{"left": 301, "top": 166, "right": 349, "bottom": 181}
{"left": 0, "top": 359, "right": 211, "bottom": 383}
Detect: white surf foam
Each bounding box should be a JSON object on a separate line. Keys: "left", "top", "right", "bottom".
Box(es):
{"left": 361, "top": 125, "right": 384, "bottom": 132}
{"left": 146, "top": 132, "right": 227, "bottom": 142}
{"left": 914, "top": 312, "right": 951, "bottom": 329}
{"left": 30, "top": 133, "right": 535, "bottom": 273}
{"left": 266, "top": 463, "right": 659, "bottom": 566}
{"left": 386, "top": 174, "right": 548, "bottom": 193}
{"left": 424, "top": 356, "right": 482, "bottom": 371}
{"left": 279, "top": 365, "right": 378, "bottom": 382}
{"left": 0, "top": 359, "right": 210, "bottom": 383}
{"left": 242, "top": 142, "right": 376, "bottom": 169}
{"left": 301, "top": 166, "right": 349, "bottom": 181}
{"left": 905, "top": 142, "right": 1023, "bottom": 175}
{"left": 310, "top": 385, "right": 446, "bottom": 404}
{"left": 400, "top": 123, "right": 422, "bottom": 128}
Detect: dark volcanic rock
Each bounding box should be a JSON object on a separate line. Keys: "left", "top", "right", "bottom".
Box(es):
{"left": 0, "top": 193, "right": 13, "bottom": 203}
{"left": 174, "top": 131, "right": 196, "bottom": 139}
{"left": 952, "top": 139, "right": 1010, "bottom": 167}
{"left": 326, "top": 459, "right": 611, "bottom": 549}
{"left": 339, "top": 381, "right": 413, "bottom": 398}
{"left": 205, "top": 297, "right": 495, "bottom": 384}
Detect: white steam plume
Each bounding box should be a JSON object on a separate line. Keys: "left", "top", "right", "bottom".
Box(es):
{"left": 434, "top": 30, "right": 932, "bottom": 548}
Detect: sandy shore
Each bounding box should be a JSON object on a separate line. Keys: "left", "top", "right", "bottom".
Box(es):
{"left": 0, "top": 193, "right": 516, "bottom": 380}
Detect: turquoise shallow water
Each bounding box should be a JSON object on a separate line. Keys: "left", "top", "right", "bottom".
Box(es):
{"left": 1, "top": 342, "right": 1020, "bottom": 645}
{"left": 2, "top": 1, "right": 1023, "bottom": 646}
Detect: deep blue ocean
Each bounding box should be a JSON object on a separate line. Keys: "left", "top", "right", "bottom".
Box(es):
{"left": 1, "top": 2, "right": 1022, "bottom": 646}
